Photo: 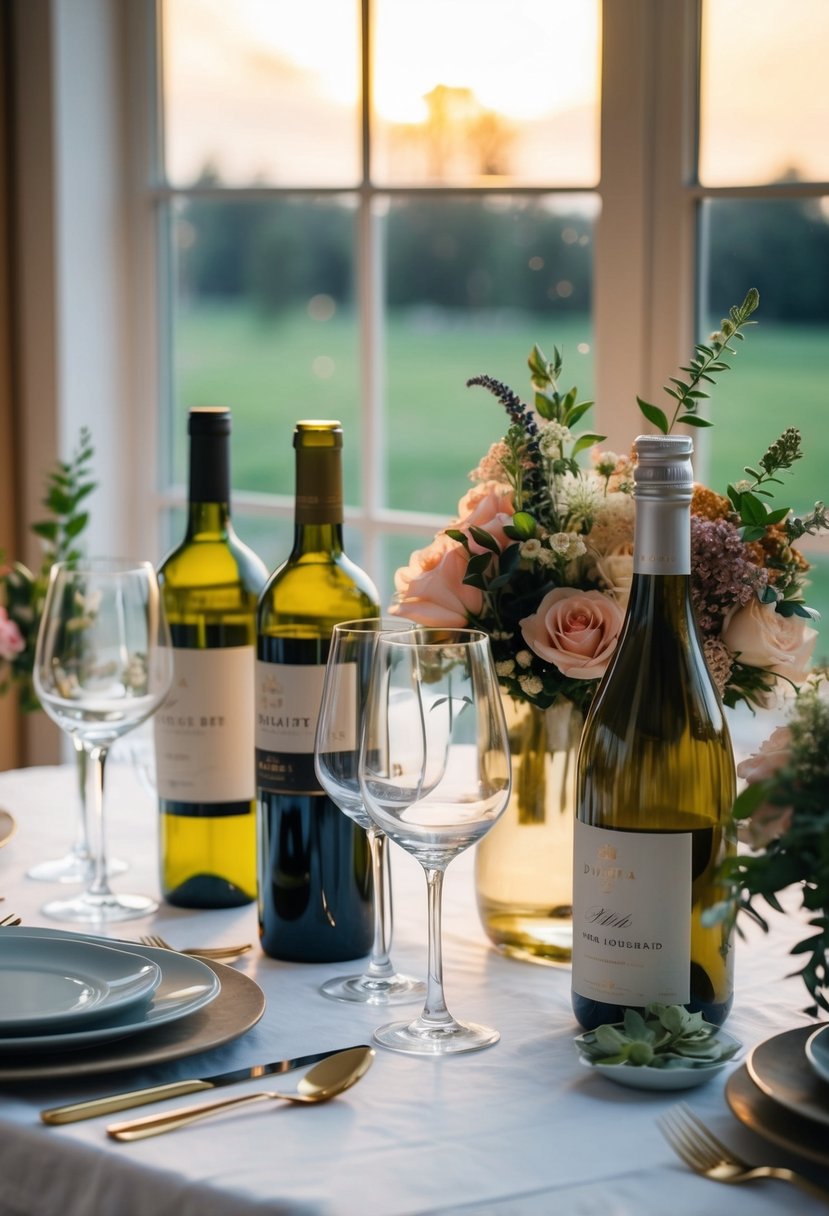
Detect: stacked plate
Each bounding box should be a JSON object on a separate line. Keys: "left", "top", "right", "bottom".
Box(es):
{"left": 725, "top": 1024, "right": 829, "bottom": 1166}
{"left": 0, "top": 927, "right": 265, "bottom": 1080}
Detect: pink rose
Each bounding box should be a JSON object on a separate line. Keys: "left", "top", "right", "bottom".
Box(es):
{"left": 736, "top": 725, "right": 792, "bottom": 784}
{"left": 0, "top": 607, "right": 25, "bottom": 662}
{"left": 722, "top": 598, "right": 817, "bottom": 684}
{"left": 740, "top": 802, "right": 794, "bottom": 849}
{"left": 519, "top": 587, "right": 625, "bottom": 680}
{"left": 391, "top": 533, "right": 483, "bottom": 628}
{"left": 455, "top": 482, "right": 515, "bottom": 553}
{"left": 594, "top": 544, "right": 634, "bottom": 611}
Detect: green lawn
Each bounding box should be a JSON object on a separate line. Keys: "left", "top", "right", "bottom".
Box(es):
{"left": 172, "top": 304, "right": 827, "bottom": 650}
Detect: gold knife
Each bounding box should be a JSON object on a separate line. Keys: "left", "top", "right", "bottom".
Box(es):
{"left": 41, "top": 1044, "right": 370, "bottom": 1124}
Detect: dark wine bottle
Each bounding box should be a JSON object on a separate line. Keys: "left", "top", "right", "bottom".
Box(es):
{"left": 571, "top": 435, "right": 736, "bottom": 1029}
{"left": 155, "top": 407, "right": 268, "bottom": 908}
{"left": 256, "top": 420, "right": 378, "bottom": 961}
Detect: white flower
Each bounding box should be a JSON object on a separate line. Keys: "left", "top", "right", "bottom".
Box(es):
{"left": 518, "top": 673, "right": 543, "bottom": 696}
{"left": 588, "top": 490, "right": 636, "bottom": 554}
{"left": 556, "top": 472, "right": 602, "bottom": 523}
{"left": 520, "top": 538, "right": 543, "bottom": 560}
{"left": 734, "top": 479, "right": 753, "bottom": 493}
{"left": 538, "top": 421, "right": 573, "bottom": 457}
{"left": 515, "top": 649, "right": 534, "bottom": 668}
{"left": 495, "top": 659, "right": 516, "bottom": 676}
{"left": 550, "top": 532, "right": 587, "bottom": 560}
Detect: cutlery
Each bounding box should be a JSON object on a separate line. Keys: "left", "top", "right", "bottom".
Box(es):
{"left": 138, "top": 934, "right": 253, "bottom": 961}
{"left": 107, "top": 1046, "right": 375, "bottom": 1141}
{"left": 40, "top": 1043, "right": 371, "bottom": 1123}
{"left": 0, "top": 914, "right": 21, "bottom": 927}
{"left": 658, "top": 1102, "right": 829, "bottom": 1202}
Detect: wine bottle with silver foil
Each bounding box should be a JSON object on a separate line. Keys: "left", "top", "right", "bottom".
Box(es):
{"left": 571, "top": 434, "right": 736, "bottom": 1030}
{"left": 155, "top": 407, "right": 268, "bottom": 908}
{"left": 256, "top": 420, "right": 379, "bottom": 962}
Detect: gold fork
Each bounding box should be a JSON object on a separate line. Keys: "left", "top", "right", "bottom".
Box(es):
{"left": 138, "top": 934, "right": 252, "bottom": 961}
{"left": 658, "top": 1103, "right": 829, "bottom": 1203}
{"left": 0, "top": 913, "right": 21, "bottom": 927}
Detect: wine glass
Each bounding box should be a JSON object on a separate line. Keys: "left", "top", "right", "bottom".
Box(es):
{"left": 314, "top": 617, "right": 425, "bottom": 1004}
{"left": 33, "top": 559, "right": 173, "bottom": 922}
{"left": 359, "top": 627, "right": 511, "bottom": 1054}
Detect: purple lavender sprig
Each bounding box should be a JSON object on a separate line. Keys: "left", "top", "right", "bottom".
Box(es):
{"left": 466, "top": 374, "right": 544, "bottom": 505}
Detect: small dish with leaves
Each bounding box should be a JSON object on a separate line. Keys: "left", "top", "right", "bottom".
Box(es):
{"left": 574, "top": 1004, "right": 742, "bottom": 1091}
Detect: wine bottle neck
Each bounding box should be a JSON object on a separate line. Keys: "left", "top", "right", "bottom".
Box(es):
{"left": 292, "top": 522, "right": 345, "bottom": 557}
{"left": 186, "top": 501, "right": 231, "bottom": 539}
{"left": 188, "top": 429, "right": 232, "bottom": 538}
{"left": 633, "top": 496, "right": 691, "bottom": 576}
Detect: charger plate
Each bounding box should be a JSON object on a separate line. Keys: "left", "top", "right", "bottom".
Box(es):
{"left": 725, "top": 1063, "right": 829, "bottom": 1168}
{"left": 0, "top": 810, "right": 16, "bottom": 849}
{"left": 0, "top": 931, "right": 265, "bottom": 1081}
{"left": 746, "top": 1024, "right": 829, "bottom": 1129}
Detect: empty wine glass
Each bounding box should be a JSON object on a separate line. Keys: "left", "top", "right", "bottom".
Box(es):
{"left": 314, "top": 617, "right": 425, "bottom": 1004}
{"left": 33, "top": 559, "right": 173, "bottom": 922}
{"left": 359, "top": 627, "right": 511, "bottom": 1054}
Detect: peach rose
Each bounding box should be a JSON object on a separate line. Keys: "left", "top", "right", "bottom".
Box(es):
{"left": 391, "top": 533, "right": 483, "bottom": 628}
{"left": 741, "top": 801, "right": 794, "bottom": 849}
{"left": 736, "top": 725, "right": 793, "bottom": 784}
{"left": 519, "top": 587, "right": 625, "bottom": 680}
{"left": 456, "top": 482, "right": 515, "bottom": 553}
{"left": 722, "top": 598, "right": 817, "bottom": 684}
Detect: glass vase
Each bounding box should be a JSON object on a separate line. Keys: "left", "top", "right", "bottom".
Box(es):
{"left": 474, "top": 694, "right": 582, "bottom": 966}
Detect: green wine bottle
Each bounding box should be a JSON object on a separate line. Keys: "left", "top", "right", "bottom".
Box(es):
{"left": 572, "top": 434, "right": 736, "bottom": 1029}
{"left": 256, "top": 420, "right": 379, "bottom": 962}
{"left": 155, "top": 407, "right": 268, "bottom": 908}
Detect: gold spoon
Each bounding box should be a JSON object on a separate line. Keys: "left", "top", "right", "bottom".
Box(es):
{"left": 107, "top": 1046, "right": 375, "bottom": 1141}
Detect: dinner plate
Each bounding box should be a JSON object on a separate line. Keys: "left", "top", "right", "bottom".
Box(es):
{"left": 0, "top": 928, "right": 219, "bottom": 1054}
{"left": 0, "top": 809, "right": 16, "bottom": 849}
{"left": 805, "top": 1024, "right": 829, "bottom": 1087}
{"left": 0, "top": 954, "right": 265, "bottom": 1082}
{"left": 726, "top": 1063, "right": 829, "bottom": 1169}
{"left": 746, "top": 1024, "right": 829, "bottom": 1129}
{"left": 0, "top": 936, "right": 161, "bottom": 1034}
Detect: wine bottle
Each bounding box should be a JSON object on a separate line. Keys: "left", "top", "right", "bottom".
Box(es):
{"left": 155, "top": 407, "right": 268, "bottom": 908}
{"left": 571, "top": 434, "right": 736, "bottom": 1030}
{"left": 256, "top": 420, "right": 378, "bottom": 962}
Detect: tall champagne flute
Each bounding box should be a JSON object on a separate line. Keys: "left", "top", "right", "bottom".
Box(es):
{"left": 314, "top": 617, "right": 425, "bottom": 1004}
{"left": 33, "top": 559, "right": 173, "bottom": 922}
{"left": 359, "top": 627, "right": 511, "bottom": 1054}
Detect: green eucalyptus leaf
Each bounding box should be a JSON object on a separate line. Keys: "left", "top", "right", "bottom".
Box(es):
{"left": 636, "top": 397, "right": 669, "bottom": 434}
{"left": 571, "top": 432, "right": 606, "bottom": 458}
{"left": 678, "top": 415, "right": 713, "bottom": 428}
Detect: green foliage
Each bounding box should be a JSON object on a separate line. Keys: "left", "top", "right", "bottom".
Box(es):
{"left": 637, "top": 288, "right": 760, "bottom": 434}
{"left": 0, "top": 429, "right": 96, "bottom": 712}
{"left": 574, "top": 1004, "right": 740, "bottom": 1070}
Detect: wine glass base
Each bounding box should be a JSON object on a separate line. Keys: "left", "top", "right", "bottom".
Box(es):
{"left": 320, "top": 972, "right": 426, "bottom": 1006}
{"left": 41, "top": 891, "right": 158, "bottom": 924}
{"left": 373, "top": 1017, "right": 500, "bottom": 1055}
{"left": 27, "top": 854, "right": 128, "bottom": 884}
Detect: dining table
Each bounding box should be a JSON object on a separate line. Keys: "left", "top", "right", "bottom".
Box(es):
{"left": 0, "top": 753, "right": 827, "bottom": 1216}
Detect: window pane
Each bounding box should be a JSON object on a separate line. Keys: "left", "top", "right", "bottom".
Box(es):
{"left": 699, "top": 0, "right": 829, "bottom": 186}
{"left": 700, "top": 196, "right": 829, "bottom": 636}
{"left": 168, "top": 197, "right": 361, "bottom": 503}
{"left": 383, "top": 195, "right": 596, "bottom": 515}
{"left": 372, "top": 0, "right": 600, "bottom": 186}
{"left": 162, "top": 0, "right": 360, "bottom": 186}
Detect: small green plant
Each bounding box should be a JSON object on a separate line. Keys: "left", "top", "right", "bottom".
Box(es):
{"left": 574, "top": 1004, "right": 740, "bottom": 1070}
{"left": 0, "top": 429, "right": 96, "bottom": 711}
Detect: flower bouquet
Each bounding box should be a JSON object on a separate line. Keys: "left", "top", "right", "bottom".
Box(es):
{"left": 0, "top": 429, "right": 96, "bottom": 713}
{"left": 390, "top": 290, "right": 826, "bottom": 963}
{"left": 717, "top": 672, "right": 829, "bottom": 1015}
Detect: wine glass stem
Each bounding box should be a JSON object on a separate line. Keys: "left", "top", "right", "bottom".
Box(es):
{"left": 365, "top": 828, "right": 395, "bottom": 979}
{"left": 422, "top": 866, "right": 452, "bottom": 1026}
{"left": 84, "top": 743, "right": 113, "bottom": 898}
{"left": 70, "top": 736, "right": 92, "bottom": 862}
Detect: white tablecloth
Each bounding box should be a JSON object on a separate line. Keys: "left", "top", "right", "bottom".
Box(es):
{"left": 0, "top": 760, "right": 825, "bottom": 1216}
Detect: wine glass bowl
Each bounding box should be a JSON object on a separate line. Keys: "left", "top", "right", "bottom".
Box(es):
{"left": 33, "top": 559, "right": 173, "bottom": 923}
{"left": 314, "top": 616, "right": 425, "bottom": 1004}
{"left": 359, "top": 627, "right": 511, "bottom": 1053}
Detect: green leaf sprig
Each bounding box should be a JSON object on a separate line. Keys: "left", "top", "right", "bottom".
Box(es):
{"left": 637, "top": 288, "right": 760, "bottom": 435}
{"left": 574, "top": 1004, "right": 740, "bottom": 1070}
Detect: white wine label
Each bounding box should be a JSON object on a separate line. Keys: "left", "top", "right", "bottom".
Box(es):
{"left": 154, "top": 646, "right": 256, "bottom": 803}
{"left": 255, "top": 660, "right": 357, "bottom": 795}
{"left": 572, "top": 820, "right": 692, "bottom": 1006}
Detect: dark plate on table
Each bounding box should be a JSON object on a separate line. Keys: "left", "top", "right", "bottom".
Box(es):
{"left": 746, "top": 1024, "right": 829, "bottom": 1129}
{"left": 726, "top": 1062, "right": 829, "bottom": 1169}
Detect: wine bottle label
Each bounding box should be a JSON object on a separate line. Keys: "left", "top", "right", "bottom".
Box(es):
{"left": 255, "top": 660, "right": 357, "bottom": 794}
{"left": 571, "top": 819, "right": 692, "bottom": 1005}
{"left": 154, "top": 646, "right": 256, "bottom": 804}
